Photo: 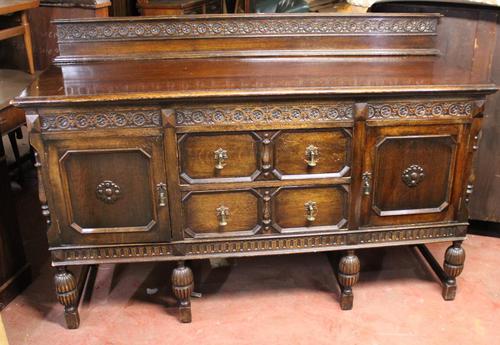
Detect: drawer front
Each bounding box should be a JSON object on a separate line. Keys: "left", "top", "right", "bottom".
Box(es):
{"left": 181, "top": 186, "right": 348, "bottom": 239}
{"left": 273, "top": 129, "right": 351, "bottom": 179}
{"left": 182, "top": 190, "right": 260, "bottom": 238}
{"left": 178, "top": 129, "right": 351, "bottom": 184}
{"left": 178, "top": 132, "right": 259, "bottom": 183}
{"left": 273, "top": 186, "right": 348, "bottom": 232}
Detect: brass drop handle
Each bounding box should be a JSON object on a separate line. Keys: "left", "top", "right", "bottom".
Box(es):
{"left": 304, "top": 201, "right": 318, "bottom": 222}
{"left": 362, "top": 172, "right": 372, "bottom": 196}
{"left": 214, "top": 148, "right": 228, "bottom": 170}
{"left": 157, "top": 183, "right": 167, "bottom": 207}
{"left": 216, "top": 205, "right": 229, "bottom": 226}
{"left": 305, "top": 145, "right": 319, "bottom": 167}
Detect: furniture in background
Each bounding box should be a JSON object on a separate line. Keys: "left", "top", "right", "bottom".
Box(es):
{"left": 0, "top": 68, "right": 34, "bottom": 309}
{"left": 111, "top": 0, "right": 138, "bottom": 16}
{"left": 0, "top": 3, "right": 38, "bottom": 308}
{"left": 138, "top": 0, "right": 224, "bottom": 15}
{"left": 254, "top": 0, "right": 309, "bottom": 13}
{"left": 13, "top": 14, "right": 496, "bottom": 328}
{"left": 27, "top": 0, "right": 110, "bottom": 71}
{"left": 138, "top": 0, "right": 207, "bottom": 15}
{"left": 371, "top": 2, "right": 500, "bottom": 223}
{"left": 0, "top": 70, "right": 35, "bottom": 182}
{"left": 0, "top": 147, "right": 30, "bottom": 311}
{"left": 0, "top": 0, "right": 38, "bottom": 74}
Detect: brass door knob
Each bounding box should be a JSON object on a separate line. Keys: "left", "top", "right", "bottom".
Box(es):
{"left": 304, "top": 201, "right": 318, "bottom": 222}
{"left": 305, "top": 145, "right": 319, "bottom": 167}
{"left": 214, "top": 148, "right": 228, "bottom": 170}
{"left": 216, "top": 205, "right": 229, "bottom": 226}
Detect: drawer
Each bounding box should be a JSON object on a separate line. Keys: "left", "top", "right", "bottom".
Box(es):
{"left": 273, "top": 186, "right": 348, "bottom": 232}
{"left": 178, "top": 129, "right": 351, "bottom": 184}
{"left": 273, "top": 129, "right": 351, "bottom": 179}
{"left": 178, "top": 132, "right": 259, "bottom": 183}
{"left": 181, "top": 186, "right": 348, "bottom": 239}
{"left": 182, "top": 190, "right": 260, "bottom": 238}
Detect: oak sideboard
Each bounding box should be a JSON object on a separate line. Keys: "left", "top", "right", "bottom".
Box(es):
{"left": 13, "top": 13, "right": 497, "bottom": 328}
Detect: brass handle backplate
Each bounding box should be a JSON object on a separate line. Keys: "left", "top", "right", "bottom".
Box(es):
{"left": 362, "top": 172, "right": 372, "bottom": 196}
{"left": 214, "top": 148, "right": 228, "bottom": 170}
{"left": 216, "top": 205, "right": 229, "bottom": 226}
{"left": 305, "top": 145, "right": 319, "bottom": 167}
{"left": 304, "top": 201, "right": 318, "bottom": 222}
{"left": 157, "top": 183, "right": 167, "bottom": 207}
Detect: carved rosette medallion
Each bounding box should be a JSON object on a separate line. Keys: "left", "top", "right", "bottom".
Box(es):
{"left": 96, "top": 180, "right": 122, "bottom": 204}
{"left": 402, "top": 165, "right": 425, "bottom": 187}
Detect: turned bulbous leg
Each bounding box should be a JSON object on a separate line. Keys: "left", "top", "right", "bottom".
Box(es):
{"left": 338, "top": 250, "right": 360, "bottom": 310}
{"left": 54, "top": 267, "right": 80, "bottom": 329}
{"left": 442, "top": 241, "right": 465, "bottom": 300}
{"left": 171, "top": 261, "right": 194, "bottom": 323}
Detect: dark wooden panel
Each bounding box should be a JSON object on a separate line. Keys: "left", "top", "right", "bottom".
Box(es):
{"left": 47, "top": 136, "right": 171, "bottom": 245}
{"left": 62, "top": 149, "right": 154, "bottom": 231}
{"left": 273, "top": 186, "right": 348, "bottom": 232}
{"left": 178, "top": 132, "right": 259, "bottom": 183}
{"left": 372, "top": 135, "right": 455, "bottom": 214}
{"left": 362, "top": 124, "right": 463, "bottom": 227}
{"left": 182, "top": 189, "right": 260, "bottom": 238}
{"left": 273, "top": 129, "right": 351, "bottom": 179}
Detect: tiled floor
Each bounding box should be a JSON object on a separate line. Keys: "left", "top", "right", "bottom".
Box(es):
{"left": 2, "top": 234, "right": 500, "bottom": 345}
{"left": 1, "top": 161, "right": 499, "bottom": 345}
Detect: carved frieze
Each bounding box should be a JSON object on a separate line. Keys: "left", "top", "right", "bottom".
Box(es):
{"left": 57, "top": 16, "right": 438, "bottom": 42}
{"left": 40, "top": 110, "right": 161, "bottom": 131}
{"left": 52, "top": 226, "right": 461, "bottom": 263}
{"left": 367, "top": 101, "right": 474, "bottom": 119}
{"left": 175, "top": 103, "right": 354, "bottom": 126}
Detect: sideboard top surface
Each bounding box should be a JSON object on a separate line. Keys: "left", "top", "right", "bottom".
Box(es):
{"left": 14, "top": 57, "right": 497, "bottom": 106}
{"left": 12, "top": 13, "right": 498, "bottom": 106}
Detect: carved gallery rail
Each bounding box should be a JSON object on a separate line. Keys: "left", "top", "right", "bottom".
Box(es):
{"left": 13, "top": 13, "right": 497, "bottom": 328}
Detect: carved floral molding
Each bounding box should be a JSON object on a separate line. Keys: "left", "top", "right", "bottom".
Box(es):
{"left": 40, "top": 110, "right": 162, "bottom": 131}
{"left": 57, "top": 16, "right": 438, "bottom": 42}
{"left": 175, "top": 103, "right": 354, "bottom": 126}
{"left": 368, "top": 101, "right": 474, "bottom": 119}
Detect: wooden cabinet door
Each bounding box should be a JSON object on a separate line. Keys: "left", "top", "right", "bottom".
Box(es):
{"left": 361, "top": 124, "right": 466, "bottom": 227}
{"left": 48, "top": 136, "right": 170, "bottom": 245}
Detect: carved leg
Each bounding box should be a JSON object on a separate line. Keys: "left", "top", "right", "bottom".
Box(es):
{"left": 442, "top": 241, "right": 466, "bottom": 300}
{"left": 171, "top": 261, "right": 194, "bottom": 323}
{"left": 416, "top": 241, "right": 466, "bottom": 301}
{"left": 54, "top": 267, "right": 80, "bottom": 329}
{"left": 337, "top": 250, "right": 360, "bottom": 310}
